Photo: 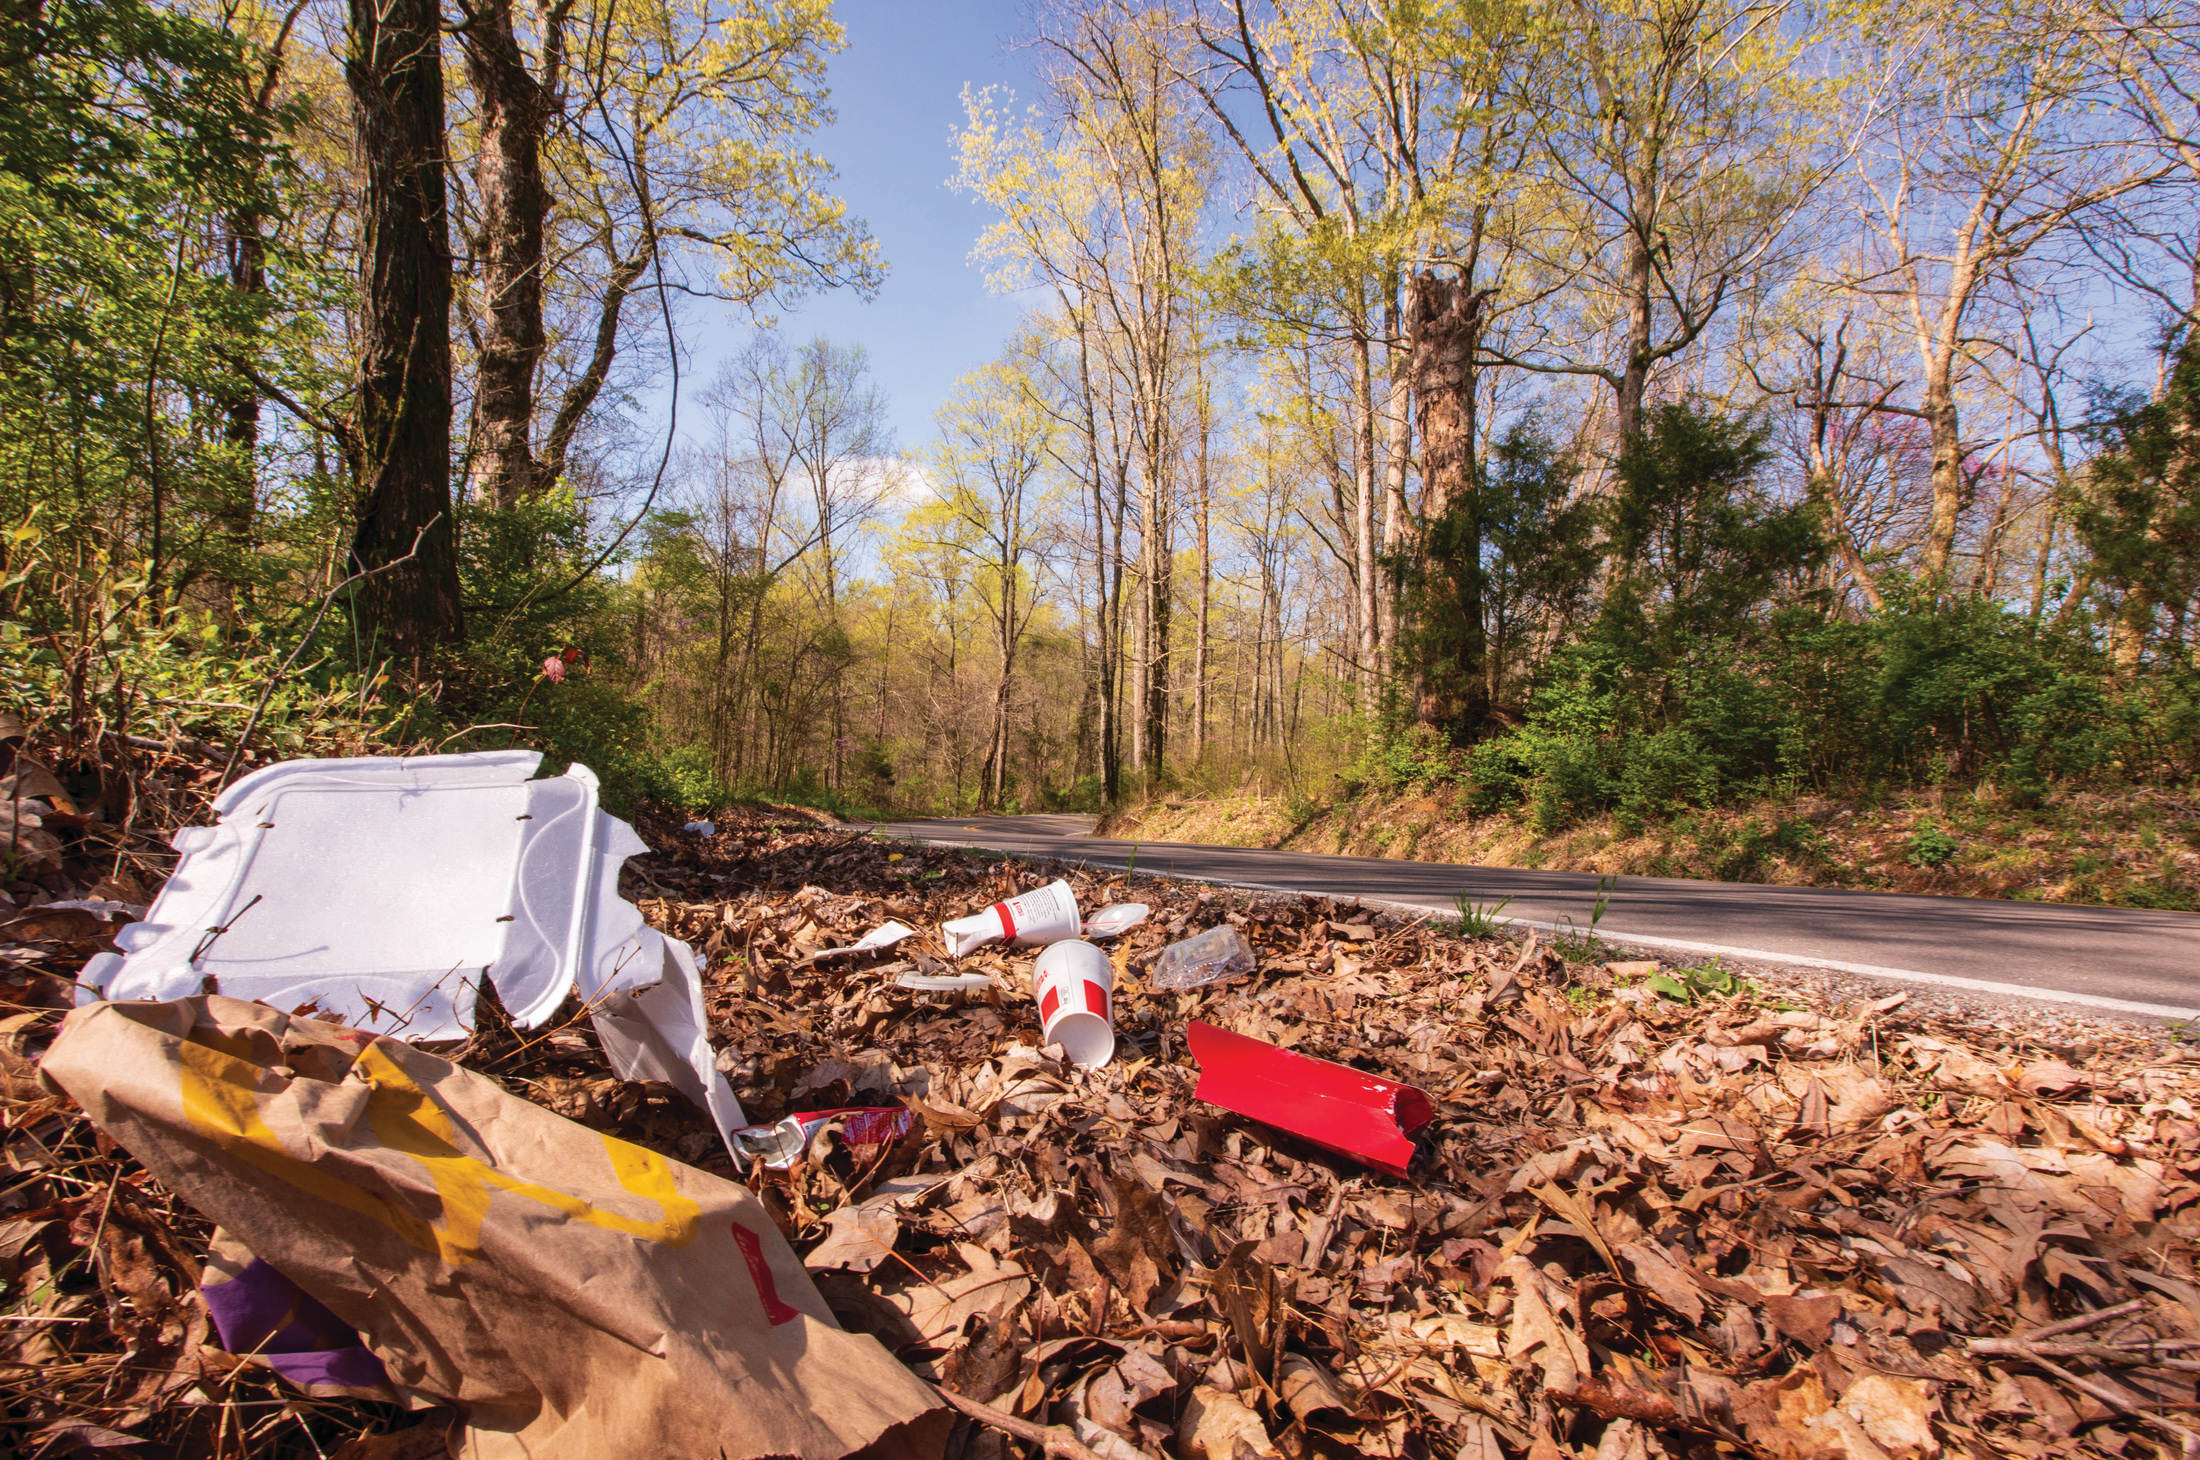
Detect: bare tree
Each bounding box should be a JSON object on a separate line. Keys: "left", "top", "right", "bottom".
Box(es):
{"left": 1841, "top": 0, "right": 2159, "bottom": 587}
{"left": 916, "top": 351, "right": 1057, "bottom": 806}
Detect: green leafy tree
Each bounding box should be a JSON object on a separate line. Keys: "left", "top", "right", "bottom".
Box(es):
{"left": 0, "top": 0, "right": 316, "bottom": 603}
{"left": 1404, "top": 414, "right": 1601, "bottom": 738}
{"left": 1594, "top": 403, "right": 1827, "bottom": 695}
{"left": 2072, "top": 350, "right": 2200, "bottom": 675}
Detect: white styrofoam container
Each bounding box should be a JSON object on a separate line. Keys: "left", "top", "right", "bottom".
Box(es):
{"left": 79, "top": 751, "right": 745, "bottom": 1142}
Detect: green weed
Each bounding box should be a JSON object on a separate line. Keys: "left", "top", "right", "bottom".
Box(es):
{"left": 1645, "top": 958, "right": 1753, "bottom": 1003}
{"left": 1453, "top": 894, "right": 1515, "bottom": 939}
{"left": 1553, "top": 875, "right": 1615, "bottom": 958}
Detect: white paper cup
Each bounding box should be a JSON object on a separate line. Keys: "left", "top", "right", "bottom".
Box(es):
{"left": 1031, "top": 939, "right": 1115, "bottom": 1068}
{"left": 943, "top": 878, "right": 1081, "bottom": 956}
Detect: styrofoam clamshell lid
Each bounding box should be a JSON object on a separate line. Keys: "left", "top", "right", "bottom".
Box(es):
{"left": 78, "top": 751, "right": 649, "bottom": 1041}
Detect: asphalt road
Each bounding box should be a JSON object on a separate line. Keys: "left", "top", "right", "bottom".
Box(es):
{"left": 859, "top": 814, "right": 2200, "bottom": 1021}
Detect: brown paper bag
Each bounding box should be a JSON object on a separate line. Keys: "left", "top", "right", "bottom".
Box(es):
{"left": 40, "top": 996, "right": 948, "bottom": 1460}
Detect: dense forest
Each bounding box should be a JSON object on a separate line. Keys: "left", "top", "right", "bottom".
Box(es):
{"left": 4, "top": 0, "right": 2197, "bottom": 881}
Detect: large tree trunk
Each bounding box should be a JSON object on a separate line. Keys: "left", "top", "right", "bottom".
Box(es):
{"left": 459, "top": 0, "right": 564, "bottom": 507}
{"left": 345, "top": 0, "right": 463, "bottom": 665}
{"left": 1408, "top": 270, "right": 1488, "bottom": 734}
{"left": 1914, "top": 244, "right": 1983, "bottom": 589}
{"left": 1614, "top": 231, "right": 1654, "bottom": 442}
{"left": 1919, "top": 353, "right": 1967, "bottom": 585}
{"left": 985, "top": 648, "right": 1014, "bottom": 807}
{"left": 1068, "top": 309, "right": 1122, "bottom": 805}
{"left": 982, "top": 562, "right": 1017, "bottom": 806}
{"left": 1105, "top": 482, "right": 1125, "bottom": 799}
{"left": 1140, "top": 411, "right": 1170, "bottom": 783}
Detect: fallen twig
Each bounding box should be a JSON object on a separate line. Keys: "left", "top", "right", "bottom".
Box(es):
{"left": 1971, "top": 1338, "right": 2200, "bottom": 1367}
{"left": 932, "top": 1385, "right": 1111, "bottom": 1460}
{"left": 2007, "top": 1298, "right": 2150, "bottom": 1342}
{"left": 2013, "top": 1350, "right": 2200, "bottom": 1456}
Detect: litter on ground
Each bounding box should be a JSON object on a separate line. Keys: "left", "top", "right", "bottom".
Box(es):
{"left": 5, "top": 750, "right": 2200, "bottom": 1460}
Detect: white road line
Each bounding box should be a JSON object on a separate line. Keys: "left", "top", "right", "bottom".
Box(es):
{"left": 886, "top": 829, "right": 2200, "bottom": 1025}
{"left": 1385, "top": 902, "right": 2200, "bottom": 1023}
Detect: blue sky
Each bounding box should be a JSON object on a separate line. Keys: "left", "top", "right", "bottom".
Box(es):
{"left": 683, "top": 0, "right": 1049, "bottom": 452}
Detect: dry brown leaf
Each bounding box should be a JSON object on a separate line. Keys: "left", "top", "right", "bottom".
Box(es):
{"left": 1177, "top": 1386, "right": 1278, "bottom": 1459}
{"left": 2017, "top": 1060, "right": 2087, "bottom": 1097}
{"left": 1498, "top": 1255, "right": 1590, "bottom": 1394}
{"left": 1275, "top": 1353, "right": 1354, "bottom": 1431}
{"left": 883, "top": 1243, "right": 1032, "bottom": 1345}
{"left": 803, "top": 1201, "right": 899, "bottom": 1273}
{"left": 1835, "top": 1375, "right": 1939, "bottom": 1460}
{"left": 1616, "top": 1241, "right": 1706, "bottom": 1325}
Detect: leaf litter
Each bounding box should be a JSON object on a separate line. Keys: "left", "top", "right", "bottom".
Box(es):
{"left": 5, "top": 755, "right": 2200, "bottom": 1458}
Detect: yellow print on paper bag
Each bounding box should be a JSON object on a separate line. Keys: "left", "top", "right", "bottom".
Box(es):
{"left": 178, "top": 1033, "right": 700, "bottom": 1266}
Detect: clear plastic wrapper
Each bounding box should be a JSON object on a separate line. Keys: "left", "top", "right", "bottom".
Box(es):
{"left": 1149, "top": 923, "right": 1256, "bottom": 990}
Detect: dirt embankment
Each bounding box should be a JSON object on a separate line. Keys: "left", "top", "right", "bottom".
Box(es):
{"left": 1098, "top": 784, "right": 2200, "bottom": 911}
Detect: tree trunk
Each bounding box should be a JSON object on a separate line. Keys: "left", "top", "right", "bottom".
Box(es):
{"left": 345, "top": 0, "right": 463, "bottom": 665}
{"left": 459, "top": 0, "right": 564, "bottom": 507}
{"left": 1092, "top": 502, "right": 1116, "bottom": 802}
{"left": 983, "top": 559, "right": 1017, "bottom": 806}
{"left": 1614, "top": 231, "right": 1655, "bottom": 442}
{"left": 1073, "top": 312, "right": 1122, "bottom": 805}
{"left": 1140, "top": 429, "right": 1170, "bottom": 782}
{"left": 1379, "top": 288, "right": 1410, "bottom": 674}
{"left": 1192, "top": 366, "right": 1212, "bottom": 764}
{"left": 1912, "top": 239, "right": 1985, "bottom": 590}
{"left": 216, "top": 205, "right": 264, "bottom": 563}
{"left": 1106, "top": 450, "right": 1128, "bottom": 801}
{"left": 1408, "top": 270, "right": 1487, "bottom": 733}
{"left": 1920, "top": 354, "right": 1967, "bottom": 585}
{"left": 1350, "top": 320, "right": 1379, "bottom": 718}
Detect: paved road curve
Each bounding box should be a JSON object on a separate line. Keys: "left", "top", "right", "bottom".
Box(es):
{"left": 858, "top": 814, "right": 2200, "bottom": 1021}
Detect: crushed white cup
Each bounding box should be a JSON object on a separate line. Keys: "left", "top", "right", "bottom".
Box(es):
{"left": 942, "top": 878, "right": 1080, "bottom": 957}
{"left": 1031, "top": 939, "right": 1115, "bottom": 1068}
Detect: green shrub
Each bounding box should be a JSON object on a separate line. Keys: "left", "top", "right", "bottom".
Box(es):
{"left": 1043, "top": 774, "right": 1106, "bottom": 813}
{"left": 1465, "top": 736, "right": 1534, "bottom": 812}
{"left": 1527, "top": 732, "right": 1610, "bottom": 832}
{"left": 1904, "top": 819, "right": 1959, "bottom": 868}
{"left": 1613, "top": 728, "right": 1720, "bottom": 831}
{"left": 637, "top": 746, "right": 726, "bottom": 812}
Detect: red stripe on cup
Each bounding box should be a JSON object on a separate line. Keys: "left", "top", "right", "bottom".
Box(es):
{"left": 1085, "top": 981, "right": 1107, "bottom": 1016}
{"left": 1040, "top": 986, "right": 1060, "bottom": 1021}
{"left": 993, "top": 900, "right": 1017, "bottom": 940}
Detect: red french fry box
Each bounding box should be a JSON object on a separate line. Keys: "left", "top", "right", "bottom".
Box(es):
{"left": 1188, "top": 1020, "right": 1434, "bottom": 1177}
